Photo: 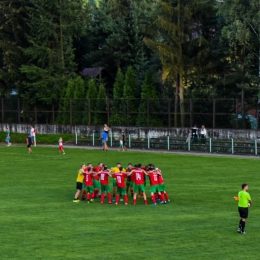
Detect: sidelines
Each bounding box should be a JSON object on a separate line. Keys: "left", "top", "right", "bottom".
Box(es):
{"left": 1, "top": 143, "right": 260, "bottom": 160}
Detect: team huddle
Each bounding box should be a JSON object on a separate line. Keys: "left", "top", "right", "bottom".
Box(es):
{"left": 73, "top": 162, "right": 170, "bottom": 205}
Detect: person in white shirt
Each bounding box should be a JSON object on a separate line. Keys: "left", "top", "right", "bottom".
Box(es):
{"left": 30, "top": 125, "right": 35, "bottom": 145}
{"left": 200, "top": 125, "right": 207, "bottom": 144}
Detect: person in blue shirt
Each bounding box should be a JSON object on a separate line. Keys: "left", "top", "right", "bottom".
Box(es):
{"left": 100, "top": 130, "right": 108, "bottom": 151}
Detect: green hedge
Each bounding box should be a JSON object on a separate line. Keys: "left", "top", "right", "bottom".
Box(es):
{"left": 0, "top": 132, "right": 74, "bottom": 144}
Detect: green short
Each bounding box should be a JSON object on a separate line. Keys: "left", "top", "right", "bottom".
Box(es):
{"left": 134, "top": 184, "right": 145, "bottom": 193}
{"left": 113, "top": 179, "right": 117, "bottom": 188}
{"left": 101, "top": 184, "right": 110, "bottom": 193}
{"left": 126, "top": 181, "right": 134, "bottom": 188}
{"left": 93, "top": 180, "right": 100, "bottom": 189}
{"left": 159, "top": 183, "right": 166, "bottom": 192}
{"left": 117, "top": 187, "right": 126, "bottom": 195}
{"left": 85, "top": 185, "right": 94, "bottom": 193}
{"left": 150, "top": 185, "right": 160, "bottom": 193}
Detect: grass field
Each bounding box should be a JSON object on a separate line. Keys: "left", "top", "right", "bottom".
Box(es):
{"left": 0, "top": 145, "right": 259, "bottom": 260}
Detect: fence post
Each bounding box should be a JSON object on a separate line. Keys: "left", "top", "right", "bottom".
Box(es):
{"left": 148, "top": 135, "right": 150, "bottom": 149}
{"left": 92, "top": 133, "right": 95, "bottom": 146}
{"left": 168, "top": 98, "right": 171, "bottom": 128}
{"left": 209, "top": 138, "right": 212, "bottom": 153}
{"left": 70, "top": 99, "right": 72, "bottom": 125}
{"left": 76, "top": 132, "right": 78, "bottom": 145}
{"left": 52, "top": 102, "right": 55, "bottom": 124}
{"left": 110, "top": 130, "right": 112, "bottom": 147}
{"left": 35, "top": 104, "right": 37, "bottom": 123}
{"left": 236, "top": 99, "right": 238, "bottom": 129}
{"left": 213, "top": 99, "right": 216, "bottom": 129}
{"left": 128, "top": 134, "right": 131, "bottom": 148}
{"left": 17, "top": 98, "right": 21, "bottom": 123}
{"left": 88, "top": 98, "right": 91, "bottom": 125}
{"left": 188, "top": 138, "right": 190, "bottom": 151}
{"left": 1, "top": 98, "right": 4, "bottom": 123}
{"left": 147, "top": 99, "right": 150, "bottom": 127}
{"left": 167, "top": 136, "right": 170, "bottom": 150}
{"left": 107, "top": 97, "right": 110, "bottom": 125}
{"left": 231, "top": 139, "right": 234, "bottom": 154}
{"left": 255, "top": 140, "right": 257, "bottom": 155}
{"left": 190, "top": 99, "right": 193, "bottom": 127}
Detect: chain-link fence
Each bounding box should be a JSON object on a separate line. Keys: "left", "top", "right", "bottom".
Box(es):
{"left": 0, "top": 98, "right": 258, "bottom": 129}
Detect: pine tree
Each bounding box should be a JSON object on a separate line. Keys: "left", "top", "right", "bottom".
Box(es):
{"left": 94, "top": 83, "right": 107, "bottom": 125}
{"left": 136, "top": 71, "right": 162, "bottom": 126}
{"left": 110, "top": 69, "right": 125, "bottom": 125}
{"left": 83, "top": 78, "right": 97, "bottom": 125}
{"left": 0, "top": 0, "right": 30, "bottom": 96}
{"left": 20, "top": 0, "right": 86, "bottom": 105}
{"left": 123, "top": 66, "right": 138, "bottom": 126}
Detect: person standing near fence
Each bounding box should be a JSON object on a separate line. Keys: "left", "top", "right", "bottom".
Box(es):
{"left": 192, "top": 124, "right": 198, "bottom": 144}
{"left": 200, "top": 125, "right": 207, "bottom": 145}
{"left": 58, "top": 137, "right": 65, "bottom": 154}
{"left": 100, "top": 130, "right": 108, "bottom": 151}
{"left": 30, "top": 125, "right": 36, "bottom": 145}
{"left": 5, "top": 127, "right": 11, "bottom": 146}
{"left": 104, "top": 124, "right": 110, "bottom": 141}
{"left": 122, "top": 131, "right": 127, "bottom": 151}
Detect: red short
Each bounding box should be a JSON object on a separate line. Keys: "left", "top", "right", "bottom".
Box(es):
{"left": 59, "top": 145, "right": 63, "bottom": 150}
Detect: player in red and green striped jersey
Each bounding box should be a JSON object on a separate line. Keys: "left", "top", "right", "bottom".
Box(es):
{"left": 156, "top": 167, "right": 170, "bottom": 203}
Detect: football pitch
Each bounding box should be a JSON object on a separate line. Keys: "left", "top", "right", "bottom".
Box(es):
{"left": 0, "top": 145, "right": 259, "bottom": 260}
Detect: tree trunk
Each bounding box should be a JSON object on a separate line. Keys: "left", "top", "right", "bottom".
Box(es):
{"left": 179, "top": 72, "right": 185, "bottom": 127}
{"left": 174, "top": 76, "right": 179, "bottom": 127}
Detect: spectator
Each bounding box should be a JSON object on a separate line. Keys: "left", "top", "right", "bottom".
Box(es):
{"left": 191, "top": 124, "right": 198, "bottom": 144}
{"left": 121, "top": 131, "right": 127, "bottom": 151}
{"left": 100, "top": 130, "right": 108, "bottom": 151}
{"left": 30, "top": 125, "right": 36, "bottom": 145}
{"left": 186, "top": 129, "right": 192, "bottom": 143}
{"left": 5, "top": 127, "right": 11, "bottom": 146}
{"left": 200, "top": 125, "right": 207, "bottom": 145}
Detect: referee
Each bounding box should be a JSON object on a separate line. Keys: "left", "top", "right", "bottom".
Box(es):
{"left": 237, "top": 183, "right": 252, "bottom": 234}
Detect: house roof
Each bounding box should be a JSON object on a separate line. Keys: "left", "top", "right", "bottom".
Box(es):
{"left": 80, "top": 67, "right": 104, "bottom": 78}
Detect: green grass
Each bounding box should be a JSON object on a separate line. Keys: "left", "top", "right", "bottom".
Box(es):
{"left": 0, "top": 132, "right": 74, "bottom": 144}
{"left": 0, "top": 145, "right": 259, "bottom": 260}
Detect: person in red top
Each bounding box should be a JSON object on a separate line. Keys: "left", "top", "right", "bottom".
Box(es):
{"left": 157, "top": 167, "right": 170, "bottom": 203}
{"left": 96, "top": 165, "right": 112, "bottom": 204}
{"left": 112, "top": 167, "right": 130, "bottom": 205}
{"left": 148, "top": 165, "right": 165, "bottom": 205}
{"left": 130, "top": 164, "right": 148, "bottom": 205}
{"left": 126, "top": 163, "right": 134, "bottom": 196}
{"left": 83, "top": 164, "right": 96, "bottom": 203}
{"left": 93, "top": 162, "right": 102, "bottom": 198}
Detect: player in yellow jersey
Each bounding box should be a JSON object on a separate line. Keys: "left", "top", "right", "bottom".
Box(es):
{"left": 237, "top": 183, "right": 252, "bottom": 234}
{"left": 110, "top": 162, "right": 126, "bottom": 201}
{"left": 73, "top": 164, "right": 87, "bottom": 202}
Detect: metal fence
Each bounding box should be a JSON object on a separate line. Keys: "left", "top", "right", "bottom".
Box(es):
{"left": 76, "top": 133, "right": 260, "bottom": 156}
{"left": 0, "top": 98, "right": 258, "bottom": 129}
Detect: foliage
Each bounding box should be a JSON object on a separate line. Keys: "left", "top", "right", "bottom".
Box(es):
{"left": 94, "top": 83, "right": 107, "bottom": 124}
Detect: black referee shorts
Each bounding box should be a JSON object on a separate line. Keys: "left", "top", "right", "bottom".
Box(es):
{"left": 238, "top": 207, "right": 248, "bottom": 219}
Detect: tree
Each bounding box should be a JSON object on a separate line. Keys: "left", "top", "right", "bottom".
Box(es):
{"left": 144, "top": 0, "right": 216, "bottom": 127}
{"left": 123, "top": 66, "right": 138, "bottom": 125}
{"left": 94, "top": 83, "right": 107, "bottom": 124}
{"left": 0, "top": 0, "right": 30, "bottom": 96}
{"left": 136, "top": 71, "right": 162, "bottom": 126}
{"left": 110, "top": 69, "right": 125, "bottom": 125}
{"left": 83, "top": 78, "right": 97, "bottom": 125}
{"left": 20, "top": 0, "right": 87, "bottom": 105}
{"left": 57, "top": 76, "right": 85, "bottom": 124}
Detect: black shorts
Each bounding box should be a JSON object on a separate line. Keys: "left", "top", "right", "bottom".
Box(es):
{"left": 27, "top": 144, "right": 31, "bottom": 148}
{"left": 238, "top": 207, "right": 248, "bottom": 219}
{"left": 76, "top": 182, "right": 82, "bottom": 190}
